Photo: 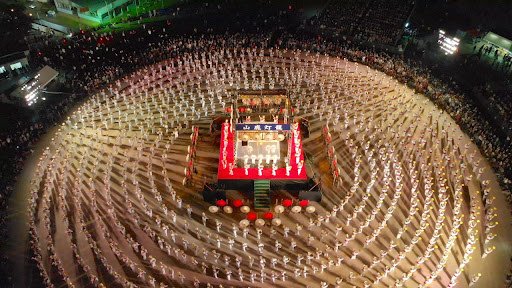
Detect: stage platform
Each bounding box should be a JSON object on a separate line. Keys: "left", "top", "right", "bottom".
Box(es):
{"left": 218, "top": 123, "right": 307, "bottom": 180}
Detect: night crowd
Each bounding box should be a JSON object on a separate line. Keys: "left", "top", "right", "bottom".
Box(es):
{"left": 0, "top": 1, "right": 511, "bottom": 286}
{"left": 309, "top": 0, "right": 414, "bottom": 46}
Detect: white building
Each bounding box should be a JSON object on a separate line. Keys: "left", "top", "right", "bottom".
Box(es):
{"left": 53, "top": 0, "right": 134, "bottom": 23}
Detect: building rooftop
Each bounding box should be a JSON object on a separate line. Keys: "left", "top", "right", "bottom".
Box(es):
{"left": 70, "top": 0, "right": 110, "bottom": 12}
{"left": 0, "top": 51, "right": 28, "bottom": 65}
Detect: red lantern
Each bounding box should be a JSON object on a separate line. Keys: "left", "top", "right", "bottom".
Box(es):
{"left": 247, "top": 211, "right": 257, "bottom": 221}
{"left": 282, "top": 199, "right": 293, "bottom": 207}
{"left": 232, "top": 199, "right": 243, "bottom": 208}
{"left": 299, "top": 199, "right": 309, "bottom": 207}
{"left": 263, "top": 212, "right": 274, "bottom": 220}
{"left": 216, "top": 199, "right": 227, "bottom": 207}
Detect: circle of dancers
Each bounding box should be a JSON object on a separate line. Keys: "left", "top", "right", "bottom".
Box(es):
{"left": 27, "top": 38, "right": 508, "bottom": 288}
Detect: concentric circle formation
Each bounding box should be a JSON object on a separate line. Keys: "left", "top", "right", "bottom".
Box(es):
{"left": 29, "top": 48, "right": 509, "bottom": 287}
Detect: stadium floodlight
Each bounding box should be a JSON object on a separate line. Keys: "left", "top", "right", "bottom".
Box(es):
{"left": 19, "top": 66, "right": 58, "bottom": 106}
{"left": 21, "top": 80, "right": 42, "bottom": 106}
{"left": 438, "top": 29, "right": 460, "bottom": 55}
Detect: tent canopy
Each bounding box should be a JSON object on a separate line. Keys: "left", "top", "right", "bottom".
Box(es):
{"left": 483, "top": 32, "right": 512, "bottom": 52}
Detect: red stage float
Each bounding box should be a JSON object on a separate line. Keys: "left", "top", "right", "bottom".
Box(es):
{"left": 209, "top": 89, "right": 320, "bottom": 212}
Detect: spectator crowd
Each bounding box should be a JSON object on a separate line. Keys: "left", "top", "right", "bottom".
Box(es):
{"left": 308, "top": 0, "right": 414, "bottom": 46}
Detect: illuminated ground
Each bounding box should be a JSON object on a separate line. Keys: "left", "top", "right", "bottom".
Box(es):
{"left": 12, "top": 48, "right": 512, "bottom": 287}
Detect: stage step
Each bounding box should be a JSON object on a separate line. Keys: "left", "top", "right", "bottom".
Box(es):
{"left": 254, "top": 180, "right": 271, "bottom": 210}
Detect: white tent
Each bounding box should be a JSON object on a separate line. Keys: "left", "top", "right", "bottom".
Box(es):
{"left": 483, "top": 32, "right": 512, "bottom": 52}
